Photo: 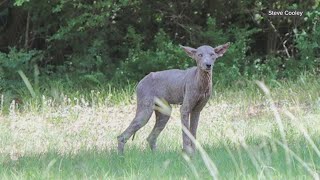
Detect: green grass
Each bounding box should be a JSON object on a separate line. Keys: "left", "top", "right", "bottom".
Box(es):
{"left": 1, "top": 143, "right": 319, "bottom": 179}
{"left": 0, "top": 73, "right": 320, "bottom": 179}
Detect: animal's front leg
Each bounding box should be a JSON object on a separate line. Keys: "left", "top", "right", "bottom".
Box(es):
{"left": 190, "top": 99, "right": 209, "bottom": 152}
{"left": 180, "top": 106, "right": 193, "bottom": 155}
{"left": 190, "top": 111, "right": 200, "bottom": 151}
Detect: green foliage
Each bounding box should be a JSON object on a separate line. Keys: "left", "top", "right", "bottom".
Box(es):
{"left": 114, "top": 29, "right": 193, "bottom": 81}
{"left": 14, "top": 0, "right": 29, "bottom": 6}
{"left": 294, "top": 10, "right": 320, "bottom": 72}
{"left": 200, "top": 18, "right": 261, "bottom": 85}
{"left": 0, "top": 48, "right": 43, "bottom": 91}
{"left": 0, "top": 75, "right": 320, "bottom": 178}
{"left": 0, "top": 0, "right": 318, "bottom": 95}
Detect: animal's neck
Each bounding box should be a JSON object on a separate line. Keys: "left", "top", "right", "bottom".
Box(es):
{"left": 196, "top": 68, "right": 212, "bottom": 93}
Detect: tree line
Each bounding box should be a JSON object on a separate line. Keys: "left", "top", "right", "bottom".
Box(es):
{"left": 0, "top": 0, "right": 319, "bottom": 91}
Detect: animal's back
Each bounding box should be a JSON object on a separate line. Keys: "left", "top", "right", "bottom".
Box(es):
{"left": 136, "top": 67, "right": 196, "bottom": 104}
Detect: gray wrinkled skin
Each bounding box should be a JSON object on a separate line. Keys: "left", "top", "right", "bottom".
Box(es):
{"left": 117, "top": 42, "right": 230, "bottom": 155}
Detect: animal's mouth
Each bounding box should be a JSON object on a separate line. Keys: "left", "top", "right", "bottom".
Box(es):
{"left": 203, "top": 67, "right": 212, "bottom": 72}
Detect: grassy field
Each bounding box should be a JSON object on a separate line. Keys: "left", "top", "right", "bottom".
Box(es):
{"left": 0, "top": 74, "right": 320, "bottom": 179}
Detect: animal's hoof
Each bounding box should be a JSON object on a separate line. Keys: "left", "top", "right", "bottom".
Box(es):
{"left": 147, "top": 136, "right": 157, "bottom": 151}
{"left": 118, "top": 142, "right": 125, "bottom": 155}
{"left": 117, "top": 136, "right": 125, "bottom": 155}
{"left": 150, "top": 144, "right": 157, "bottom": 151}
{"left": 182, "top": 146, "right": 195, "bottom": 157}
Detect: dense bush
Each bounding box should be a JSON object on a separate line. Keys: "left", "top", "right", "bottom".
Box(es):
{"left": 0, "top": 48, "right": 43, "bottom": 91}
{"left": 294, "top": 10, "right": 320, "bottom": 73}
{"left": 114, "top": 29, "right": 192, "bottom": 82}
{"left": 0, "top": 0, "right": 319, "bottom": 95}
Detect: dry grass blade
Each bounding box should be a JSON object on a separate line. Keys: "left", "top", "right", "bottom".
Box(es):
{"left": 274, "top": 140, "right": 319, "bottom": 180}
{"left": 155, "top": 96, "right": 218, "bottom": 179}
{"left": 182, "top": 125, "right": 219, "bottom": 180}
{"left": 154, "top": 97, "right": 172, "bottom": 116}
{"left": 182, "top": 153, "right": 200, "bottom": 179}
{"left": 238, "top": 138, "right": 264, "bottom": 176}
{"left": 45, "top": 159, "right": 57, "bottom": 178}
{"left": 1, "top": 94, "right": 3, "bottom": 114}
{"left": 284, "top": 110, "right": 320, "bottom": 158}
{"left": 256, "top": 81, "right": 290, "bottom": 165}
{"left": 222, "top": 141, "right": 242, "bottom": 174}
{"left": 18, "top": 70, "right": 36, "bottom": 98}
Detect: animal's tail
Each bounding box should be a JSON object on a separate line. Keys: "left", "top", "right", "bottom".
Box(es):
{"left": 132, "top": 133, "right": 136, "bottom": 141}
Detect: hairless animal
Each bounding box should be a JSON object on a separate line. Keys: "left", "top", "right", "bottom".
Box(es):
{"left": 117, "top": 42, "right": 230, "bottom": 155}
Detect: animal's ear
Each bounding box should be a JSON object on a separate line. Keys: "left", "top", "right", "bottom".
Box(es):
{"left": 180, "top": 45, "right": 197, "bottom": 58}
{"left": 214, "top": 42, "right": 230, "bottom": 57}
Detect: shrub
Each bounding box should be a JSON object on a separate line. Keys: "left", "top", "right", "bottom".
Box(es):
{"left": 294, "top": 10, "right": 320, "bottom": 73}
{"left": 113, "top": 29, "right": 193, "bottom": 82}
{"left": 0, "top": 48, "right": 43, "bottom": 92}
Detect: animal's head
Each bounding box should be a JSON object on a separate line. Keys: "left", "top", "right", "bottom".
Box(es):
{"left": 181, "top": 42, "right": 230, "bottom": 72}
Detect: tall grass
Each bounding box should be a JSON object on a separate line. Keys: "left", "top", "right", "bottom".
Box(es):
{"left": 0, "top": 73, "right": 319, "bottom": 179}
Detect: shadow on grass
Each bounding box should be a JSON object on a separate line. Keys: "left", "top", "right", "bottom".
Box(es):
{"left": 1, "top": 138, "right": 319, "bottom": 179}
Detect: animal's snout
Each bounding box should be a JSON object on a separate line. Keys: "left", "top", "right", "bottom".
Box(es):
{"left": 206, "top": 64, "right": 211, "bottom": 68}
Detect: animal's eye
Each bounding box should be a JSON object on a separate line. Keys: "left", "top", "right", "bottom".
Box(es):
{"left": 210, "top": 53, "right": 215, "bottom": 56}
{"left": 198, "top": 54, "right": 203, "bottom": 57}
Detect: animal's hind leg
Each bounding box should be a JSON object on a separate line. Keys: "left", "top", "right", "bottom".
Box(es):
{"left": 147, "top": 109, "right": 171, "bottom": 151}
{"left": 117, "top": 104, "right": 153, "bottom": 154}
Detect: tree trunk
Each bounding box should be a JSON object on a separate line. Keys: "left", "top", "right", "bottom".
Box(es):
{"left": 0, "top": 7, "right": 26, "bottom": 52}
